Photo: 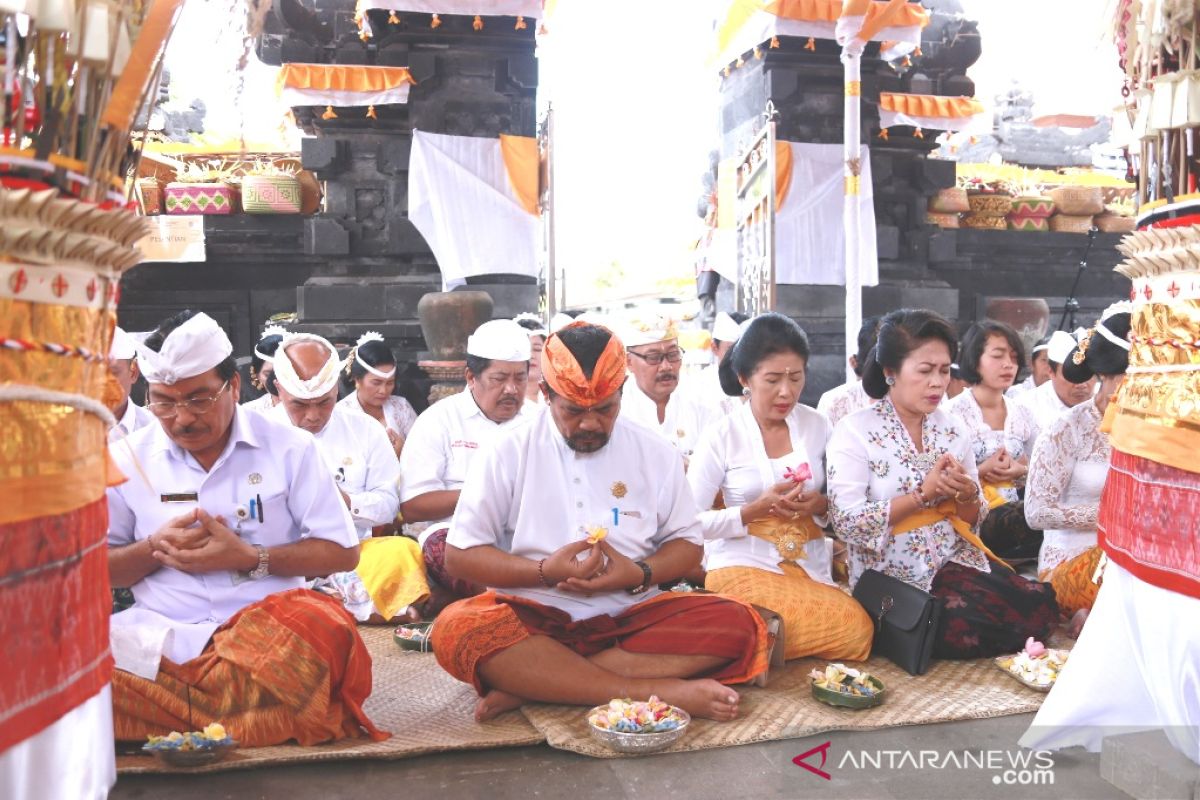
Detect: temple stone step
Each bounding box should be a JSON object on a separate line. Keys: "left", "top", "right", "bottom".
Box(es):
{"left": 1100, "top": 730, "right": 1199, "bottom": 800}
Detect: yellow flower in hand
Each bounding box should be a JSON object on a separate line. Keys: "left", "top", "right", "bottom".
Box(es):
{"left": 202, "top": 722, "right": 227, "bottom": 740}
{"left": 585, "top": 525, "right": 608, "bottom": 544}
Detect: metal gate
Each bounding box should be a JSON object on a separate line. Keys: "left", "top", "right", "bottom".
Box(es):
{"left": 734, "top": 104, "right": 778, "bottom": 316}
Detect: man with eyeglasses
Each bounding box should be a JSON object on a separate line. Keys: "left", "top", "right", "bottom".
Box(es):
{"left": 105, "top": 310, "right": 387, "bottom": 748}
{"left": 269, "top": 332, "right": 427, "bottom": 624}
{"left": 619, "top": 315, "right": 716, "bottom": 465}
{"left": 400, "top": 319, "right": 532, "bottom": 612}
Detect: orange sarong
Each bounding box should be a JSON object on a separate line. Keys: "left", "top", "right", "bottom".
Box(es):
{"left": 112, "top": 589, "right": 389, "bottom": 747}
{"left": 1044, "top": 547, "right": 1104, "bottom": 617}
{"left": 431, "top": 591, "right": 769, "bottom": 695}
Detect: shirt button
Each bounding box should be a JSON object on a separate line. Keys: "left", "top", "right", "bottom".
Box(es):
{"left": 576, "top": 501, "right": 583, "bottom": 508}
{"left": 573, "top": 478, "right": 581, "bottom": 484}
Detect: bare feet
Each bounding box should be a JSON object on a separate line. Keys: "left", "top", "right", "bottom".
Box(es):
{"left": 475, "top": 689, "right": 524, "bottom": 722}
{"left": 1066, "top": 608, "right": 1089, "bottom": 640}
{"left": 655, "top": 678, "right": 740, "bottom": 722}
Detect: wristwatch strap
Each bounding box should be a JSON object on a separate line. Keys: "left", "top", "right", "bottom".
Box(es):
{"left": 628, "top": 560, "right": 653, "bottom": 595}
{"left": 248, "top": 544, "right": 270, "bottom": 579}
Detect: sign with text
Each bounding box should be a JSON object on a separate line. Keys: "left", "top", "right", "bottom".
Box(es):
{"left": 137, "top": 216, "right": 207, "bottom": 263}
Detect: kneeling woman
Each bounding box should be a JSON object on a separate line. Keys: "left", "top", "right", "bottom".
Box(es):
{"left": 1025, "top": 304, "right": 1130, "bottom": 628}
{"left": 688, "top": 313, "right": 874, "bottom": 661}
{"left": 827, "top": 309, "right": 1058, "bottom": 659}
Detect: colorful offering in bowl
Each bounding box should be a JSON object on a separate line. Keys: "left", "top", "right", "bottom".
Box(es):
{"left": 394, "top": 621, "right": 435, "bottom": 653}
{"left": 994, "top": 638, "right": 1069, "bottom": 691}
{"left": 810, "top": 663, "right": 885, "bottom": 709}
{"left": 587, "top": 697, "right": 691, "bottom": 753}
{"left": 143, "top": 724, "right": 237, "bottom": 767}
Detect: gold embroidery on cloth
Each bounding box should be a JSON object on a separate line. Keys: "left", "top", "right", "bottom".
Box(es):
{"left": 747, "top": 515, "right": 825, "bottom": 563}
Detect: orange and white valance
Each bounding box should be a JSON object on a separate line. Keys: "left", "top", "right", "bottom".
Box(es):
{"left": 715, "top": 0, "right": 928, "bottom": 69}
{"left": 277, "top": 64, "right": 417, "bottom": 113}
{"left": 408, "top": 130, "right": 539, "bottom": 289}
{"left": 355, "top": 0, "right": 543, "bottom": 37}
{"left": 878, "top": 92, "right": 985, "bottom": 132}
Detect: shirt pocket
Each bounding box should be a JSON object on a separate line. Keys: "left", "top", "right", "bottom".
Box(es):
{"left": 238, "top": 491, "right": 292, "bottom": 548}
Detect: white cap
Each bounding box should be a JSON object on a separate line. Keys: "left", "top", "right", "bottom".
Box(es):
{"left": 712, "top": 312, "right": 742, "bottom": 344}
{"left": 1045, "top": 330, "right": 1079, "bottom": 365}
{"left": 467, "top": 319, "right": 532, "bottom": 362}
{"left": 274, "top": 333, "right": 343, "bottom": 399}
{"left": 109, "top": 326, "right": 137, "bottom": 360}
{"left": 136, "top": 313, "right": 233, "bottom": 385}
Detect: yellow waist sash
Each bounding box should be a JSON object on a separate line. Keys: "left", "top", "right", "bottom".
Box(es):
{"left": 747, "top": 515, "right": 825, "bottom": 563}
{"left": 891, "top": 500, "right": 1012, "bottom": 571}
{"left": 982, "top": 481, "right": 1014, "bottom": 510}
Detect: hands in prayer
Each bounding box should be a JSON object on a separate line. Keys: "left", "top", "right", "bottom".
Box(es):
{"left": 919, "top": 453, "right": 979, "bottom": 505}
{"left": 743, "top": 480, "right": 829, "bottom": 522}
{"left": 978, "top": 447, "right": 1027, "bottom": 484}
{"left": 386, "top": 428, "right": 405, "bottom": 457}
{"left": 150, "top": 509, "right": 259, "bottom": 574}
{"left": 539, "top": 540, "right": 643, "bottom": 596}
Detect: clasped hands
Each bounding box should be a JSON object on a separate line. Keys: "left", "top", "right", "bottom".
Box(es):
{"left": 148, "top": 508, "right": 259, "bottom": 574}
{"left": 918, "top": 453, "right": 980, "bottom": 506}
{"left": 746, "top": 479, "right": 829, "bottom": 522}
{"left": 977, "top": 446, "right": 1026, "bottom": 485}
{"left": 538, "top": 540, "right": 642, "bottom": 596}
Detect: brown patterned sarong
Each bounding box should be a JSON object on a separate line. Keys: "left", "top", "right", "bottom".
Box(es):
{"left": 112, "top": 589, "right": 389, "bottom": 747}
{"left": 431, "top": 591, "right": 768, "bottom": 695}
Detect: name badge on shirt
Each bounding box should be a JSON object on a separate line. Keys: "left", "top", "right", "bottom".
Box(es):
{"left": 160, "top": 492, "right": 199, "bottom": 503}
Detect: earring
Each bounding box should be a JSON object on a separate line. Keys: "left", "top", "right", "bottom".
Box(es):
{"left": 742, "top": 387, "right": 751, "bottom": 397}
{"left": 885, "top": 375, "right": 896, "bottom": 386}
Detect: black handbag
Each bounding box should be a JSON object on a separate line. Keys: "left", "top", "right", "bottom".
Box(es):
{"left": 851, "top": 568, "right": 942, "bottom": 676}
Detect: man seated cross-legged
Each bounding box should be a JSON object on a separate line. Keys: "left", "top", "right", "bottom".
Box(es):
{"left": 431, "top": 322, "right": 769, "bottom": 723}
{"left": 106, "top": 311, "right": 387, "bottom": 747}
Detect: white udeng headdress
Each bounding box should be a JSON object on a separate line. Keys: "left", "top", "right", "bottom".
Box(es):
{"left": 136, "top": 313, "right": 234, "bottom": 385}
{"left": 352, "top": 331, "right": 396, "bottom": 379}
{"left": 273, "top": 333, "right": 343, "bottom": 399}
{"left": 467, "top": 319, "right": 532, "bottom": 361}
{"left": 1045, "top": 330, "right": 1080, "bottom": 365}
{"left": 712, "top": 312, "right": 742, "bottom": 344}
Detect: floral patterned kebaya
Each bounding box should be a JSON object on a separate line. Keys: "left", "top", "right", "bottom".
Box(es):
{"left": 826, "top": 397, "right": 989, "bottom": 592}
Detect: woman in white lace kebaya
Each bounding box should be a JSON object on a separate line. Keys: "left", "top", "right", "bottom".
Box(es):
{"left": 1025, "top": 306, "right": 1131, "bottom": 627}
{"left": 827, "top": 309, "right": 1058, "bottom": 659}
{"left": 944, "top": 321, "right": 1043, "bottom": 562}
{"left": 338, "top": 332, "right": 418, "bottom": 457}
{"left": 689, "top": 314, "right": 874, "bottom": 661}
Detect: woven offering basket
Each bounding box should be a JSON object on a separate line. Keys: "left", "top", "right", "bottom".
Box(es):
{"left": 962, "top": 214, "right": 1008, "bottom": 230}
{"left": 165, "top": 182, "right": 238, "bottom": 215}
{"left": 1048, "top": 186, "right": 1104, "bottom": 216}
{"left": 926, "top": 211, "right": 960, "bottom": 228}
{"left": 241, "top": 175, "right": 302, "bottom": 214}
{"left": 967, "top": 193, "right": 1013, "bottom": 217}
{"left": 1049, "top": 213, "right": 1095, "bottom": 233}
{"left": 928, "top": 187, "right": 969, "bottom": 214}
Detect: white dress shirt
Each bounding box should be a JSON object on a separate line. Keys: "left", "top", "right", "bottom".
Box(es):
{"left": 688, "top": 402, "right": 835, "bottom": 582}
{"left": 448, "top": 409, "right": 704, "bottom": 621}
{"left": 1014, "top": 380, "right": 1072, "bottom": 439}
{"left": 620, "top": 380, "right": 715, "bottom": 459}
{"left": 816, "top": 379, "right": 874, "bottom": 429}
{"left": 399, "top": 389, "right": 529, "bottom": 546}
{"left": 107, "top": 407, "right": 359, "bottom": 665}
{"left": 338, "top": 391, "right": 418, "bottom": 438}
{"left": 108, "top": 400, "right": 155, "bottom": 442}
{"left": 1005, "top": 375, "right": 1036, "bottom": 400}
{"left": 270, "top": 404, "right": 400, "bottom": 540}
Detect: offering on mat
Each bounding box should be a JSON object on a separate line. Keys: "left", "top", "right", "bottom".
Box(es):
{"left": 585, "top": 525, "right": 608, "bottom": 544}
{"left": 144, "top": 723, "right": 233, "bottom": 751}
{"left": 395, "top": 625, "right": 429, "bottom": 643}
{"left": 809, "top": 663, "right": 881, "bottom": 697}
{"left": 995, "top": 638, "right": 1069, "bottom": 689}
{"left": 588, "top": 696, "right": 687, "bottom": 734}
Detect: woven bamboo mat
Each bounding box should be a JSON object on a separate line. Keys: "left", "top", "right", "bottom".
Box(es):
{"left": 520, "top": 652, "right": 1053, "bottom": 758}
{"left": 115, "top": 626, "right": 544, "bottom": 775}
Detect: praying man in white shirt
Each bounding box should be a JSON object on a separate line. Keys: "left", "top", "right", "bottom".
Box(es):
{"left": 104, "top": 326, "right": 154, "bottom": 441}
{"left": 619, "top": 314, "right": 715, "bottom": 463}
{"left": 1015, "top": 329, "right": 1096, "bottom": 436}
{"left": 106, "top": 310, "right": 387, "bottom": 748}
{"left": 399, "top": 319, "right": 532, "bottom": 611}
{"left": 270, "top": 332, "right": 429, "bottom": 623}
{"left": 430, "top": 321, "right": 768, "bottom": 723}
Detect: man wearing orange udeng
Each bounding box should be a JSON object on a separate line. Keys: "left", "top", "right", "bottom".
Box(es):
{"left": 432, "top": 322, "right": 768, "bottom": 722}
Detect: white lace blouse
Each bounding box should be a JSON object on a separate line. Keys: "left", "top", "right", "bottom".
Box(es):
{"left": 1024, "top": 399, "right": 1109, "bottom": 578}
{"left": 338, "top": 392, "right": 418, "bottom": 439}
{"left": 687, "top": 402, "right": 834, "bottom": 582}
{"left": 943, "top": 389, "right": 1040, "bottom": 503}
{"left": 827, "top": 398, "right": 990, "bottom": 592}
{"left": 817, "top": 379, "right": 875, "bottom": 429}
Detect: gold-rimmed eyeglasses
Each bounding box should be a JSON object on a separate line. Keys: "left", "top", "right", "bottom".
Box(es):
{"left": 146, "top": 381, "right": 231, "bottom": 419}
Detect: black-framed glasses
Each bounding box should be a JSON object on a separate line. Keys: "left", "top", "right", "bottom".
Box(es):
{"left": 146, "top": 381, "right": 230, "bottom": 419}
{"left": 628, "top": 348, "right": 683, "bottom": 366}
